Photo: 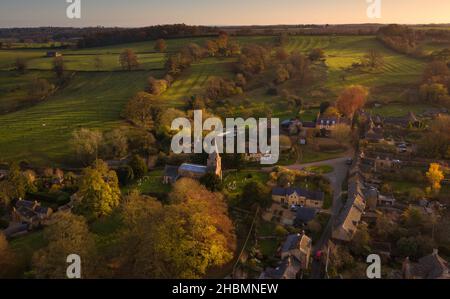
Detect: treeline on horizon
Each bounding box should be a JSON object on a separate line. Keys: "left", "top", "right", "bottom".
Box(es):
{"left": 1, "top": 23, "right": 450, "bottom": 50}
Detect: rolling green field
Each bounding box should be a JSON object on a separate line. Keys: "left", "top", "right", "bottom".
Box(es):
{"left": 0, "top": 71, "right": 159, "bottom": 166}
{"left": 0, "top": 35, "right": 432, "bottom": 166}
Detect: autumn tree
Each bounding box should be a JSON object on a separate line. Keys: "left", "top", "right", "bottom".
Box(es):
{"left": 205, "top": 40, "right": 219, "bottom": 57}
{"left": 71, "top": 128, "right": 103, "bottom": 165}
{"left": 31, "top": 213, "right": 97, "bottom": 278}
{"left": 53, "top": 56, "right": 65, "bottom": 78}
{"left": 1, "top": 162, "right": 28, "bottom": 202}
{"left": 123, "top": 92, "right": 159, "bottom": 129}
{"left": 419, "top": 115, "right": 450, "bottom": 159}
{"left": 276, "top": 32, "right": 289, "bottom": 47}
{"left": 183, "top": 43, "right": 204, "bottom": 61}
{"left": 102, "top": 128, "right": 128, "bottom": 159}
{"left": 375, "top": 213, "right": 394, "bottom": 239}
{"left": 129, "top": 155, "right": 147, "bottom": 179}
{"left": 289, "top": 51, "right": 310, "bottom": 82}
{"left": 362, "top": 49, "right": 384, "bottom": 69}
{"left": 426, "top": 163, "right": 444, "bottom": 193}
{"left": 236, "top": 44, "right": 270, "bottom": 77}
{"left": 154, "top": 39, "right": 167, "bottom": 52}
{"left": 336, "top": 85, "right": 369, "bottom": 119}
{"left": 28, "top": 78, "right": 54, "bottom": 99}
{"left": 323, "top": 106, "right": 340, "bottom": 118}
{"left": 275, "top": 47, "right": 289, "bottom": 61}
{"left": 119, "top": 49, "right": 140, "bottom": 71}
{"left": 0, "top": 232, "right": 17, "bottom": 278}
{"left": 419, "top": 83, "right": 448, "bottom": 103}
{"left": 147, "top": 76, "right": 169, "bottom": 96}
{"left": 76, "top": 160, "right": 121, "bottom": 219}
{"left": 242, "top": 181, "right": 271, "bottom": 209}
{"left": 275, "top": 64, "right": 290, "bottom": 84}
{"left": 117, "top": 183, "right": 235, "bottom": 278}
{"left": 350, "top": 222, "right": 371, "bottom": 256}
{"left": 15, "top": 57, "right": 27, "bottom": 74}
{"left": 422, "top": 60, "right": 450, "bottom": 86}
{"left": 308, "top": 48, "right": 325, "bottom": 61}
{"left": 200, "top": 173, "right": 223, "bottom": 192}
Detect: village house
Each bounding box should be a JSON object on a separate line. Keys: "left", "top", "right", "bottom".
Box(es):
{"left": 374, "top": 155, "right": 401, "bottom": 172}
{"left": 46, "top": 51, "right": 62, "bottom": 57}
{"left": 272, "top": 187, "right": 325, "bottom": 209}
{"left": 260, "top": 232, "right": 312, "bottom": 279}
{"left": 384, "top": 112, "right": 421, "bottom": 128}
{"left": 11, "top": 199, "right": 53, "bottom": 229}
{"left": 332, "top": 154, "right": 367, "bottom": 242}
{"left": 316, "top": 116, "right": 341, "bottom": 130}
{"left": 403, "top": 249, "right": 450, "bottom": 279}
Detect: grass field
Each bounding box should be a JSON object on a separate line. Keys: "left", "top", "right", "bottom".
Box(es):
{"left": 0, "top": 71, "right": 159, "bottom": 166}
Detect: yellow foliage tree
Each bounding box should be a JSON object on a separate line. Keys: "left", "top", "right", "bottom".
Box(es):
{"left": 426, "top": 163, "right": 444, "bottom": 192}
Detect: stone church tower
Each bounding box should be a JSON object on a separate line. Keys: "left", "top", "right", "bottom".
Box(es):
{"left": 207, "top": 149, "right": 222, "bottom": 180}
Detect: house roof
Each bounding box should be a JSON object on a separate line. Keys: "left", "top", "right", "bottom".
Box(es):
{"left": 15, "top": 199, "right": 37, "bottom": 209}
{"left": 2, "top": 223, "right": 29, "bottom": 238}
{"left": 272, "top": 187, "right": 325, "bottom": 202}
{"left": 16, "top": 206, "right": 38, "bottom": 220}
{"left": 261, "top": 257, "right": 300, "bottom": 279}
{"left": 412, "top": 250, "right": 450, "bottom": 279}
{"left": 281, "top": 233, "right": 312, "bottom": 254}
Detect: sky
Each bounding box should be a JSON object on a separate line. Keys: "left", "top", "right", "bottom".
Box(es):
{"left": 0, "top": 0, "right": 450, "bottom": 28}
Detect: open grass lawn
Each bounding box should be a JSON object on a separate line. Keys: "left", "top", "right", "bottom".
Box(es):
{"left": 304, "top": 165, "right": 334, "bottom": 174}
{"left": 0, "top": 71, "right": 159, "bottom": 166}
{"left": 122, "top": 170, "right": 172, "bottom": 195}
{"left": 300, "top": 146, "right": 346, "bottom": 163}
{"left": 369, "top": 103, "right": 432, "bottom": 117}
{"left": 223, "top": 170, "right": 269, "bottom": 196}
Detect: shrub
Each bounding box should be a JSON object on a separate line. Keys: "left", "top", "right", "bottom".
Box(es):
{"left": 129, "top": 155, "right": 147, "bottom": 179}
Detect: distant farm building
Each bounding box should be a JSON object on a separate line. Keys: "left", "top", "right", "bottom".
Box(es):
{"left": 46, "top": 51, "right": 62, "bottom": 58}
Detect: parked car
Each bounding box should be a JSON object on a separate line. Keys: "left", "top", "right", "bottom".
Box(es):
{"left": 315, "top": 250, "right": 323, "bottom": 261}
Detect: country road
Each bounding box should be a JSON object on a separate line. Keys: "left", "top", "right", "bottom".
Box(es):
{"left": 287, "top": 155, "right": 354, "bottom": 278}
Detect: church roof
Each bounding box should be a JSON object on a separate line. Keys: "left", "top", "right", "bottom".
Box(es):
{"left": 178, "top": 163, "right": 208, "bottom": 174}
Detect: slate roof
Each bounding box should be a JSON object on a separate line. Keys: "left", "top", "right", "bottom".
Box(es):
{"left": 261, "top": 257, "right": 300, "bottom": 279}
{"left": 179, "top": 163, "right": 208, "bottom": 174}
{"left": 272, "top": 187, "right": 325, "bottom": 202}
{"left": 282, "top": 234, "right": 302, "bottom": 253}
